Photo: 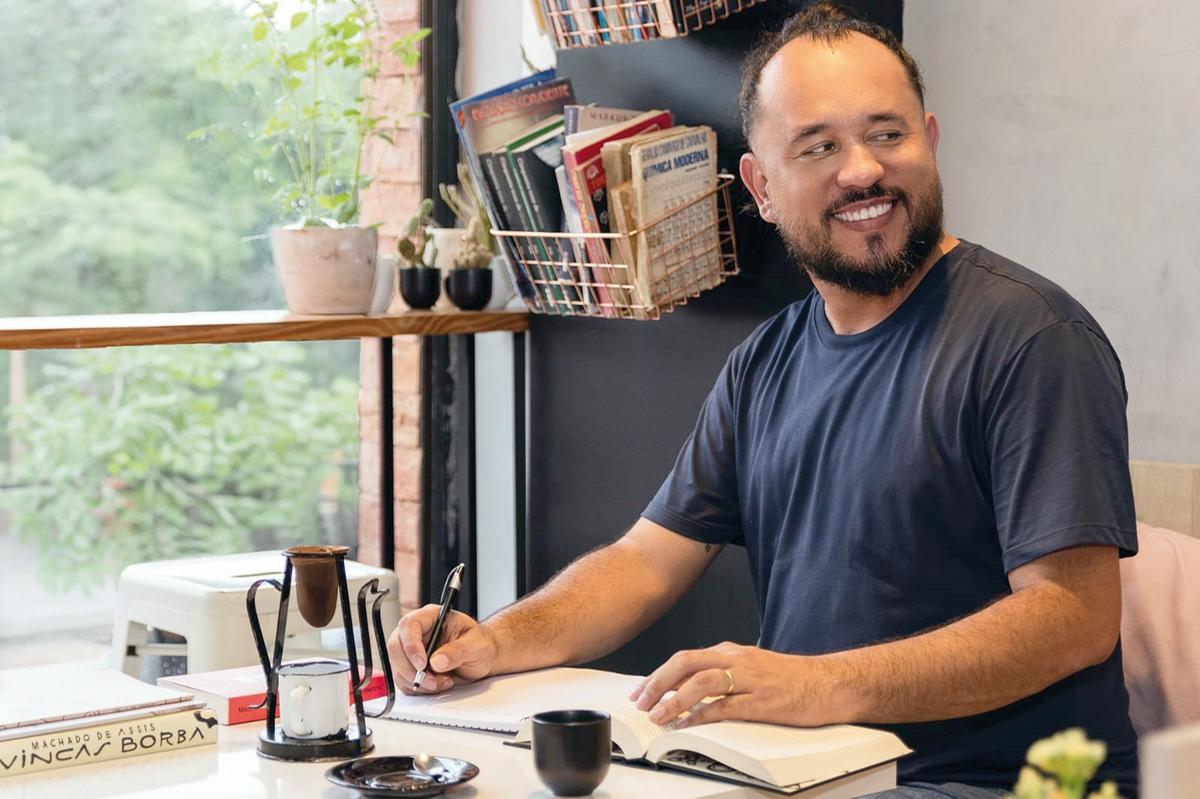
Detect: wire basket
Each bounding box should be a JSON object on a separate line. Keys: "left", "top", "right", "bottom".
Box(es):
{"left": 493, "top": 175, "right": 739, "bottom": 319}
{"left": 543, "top": 1, "right": 766, "bottom": 50}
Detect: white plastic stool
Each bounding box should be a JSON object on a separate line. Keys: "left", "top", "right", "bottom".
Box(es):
{"left": 109, "top": 550, "right": 400, "bottom": 676}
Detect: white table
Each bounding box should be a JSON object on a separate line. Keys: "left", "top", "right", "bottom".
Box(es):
{"left": 0, "top": 717, "right": 784, "bottom": 799}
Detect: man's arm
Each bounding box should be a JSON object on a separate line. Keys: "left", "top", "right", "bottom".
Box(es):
{"left": 634, "top": 544, "right": 1122, "bottom": 728}
{"left": 388, "top": 517, "right": 721, "bottom": 693}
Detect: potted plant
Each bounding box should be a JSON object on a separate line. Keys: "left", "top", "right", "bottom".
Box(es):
{"left": 244, "top": 0, "right": 429, "bottom": 314}
{"left": 439, "top": 163, "right": 499, "bottom": 311}
{"left": 443, "top": 218, "right": 495, "bottom": 311}
{"left": 396, "top": 198, "right": 440, "bottom": 310}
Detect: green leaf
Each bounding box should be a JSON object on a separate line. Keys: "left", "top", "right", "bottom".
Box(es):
{"left": 290, "top": 11, "right": 308, "bottom": 30}
{"left": 403, "top": 29, "right": 432, "bottom": 45}
{"left": 283, "top": 52, "right": 309, "bottom": 72}
{"left": 315, "top": 192, "right": 349, "bottom": 210}
{"left": 252, "top": 21, "right": 269, "bottom": 42}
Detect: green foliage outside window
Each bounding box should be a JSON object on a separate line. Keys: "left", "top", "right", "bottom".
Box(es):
{"left": 0, "top": 0, "right": 282, "bottom": 316}
{"left": 0, "top": 1, "right": 374, "bottom": 595}
{"left": 1, "top": 344, "right": 358, "bottom": 590}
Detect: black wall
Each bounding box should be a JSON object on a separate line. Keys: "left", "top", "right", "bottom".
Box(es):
{"left": 525, "top": 1, "right": 903, "bottom": 675}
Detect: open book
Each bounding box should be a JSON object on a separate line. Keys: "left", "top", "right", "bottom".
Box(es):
{"left": 377, "top": 668, "right": 910, "bottom": 795}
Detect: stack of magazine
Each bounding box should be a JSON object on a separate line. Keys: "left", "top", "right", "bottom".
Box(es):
{"left": 0, "top": 667, "right": 217, "bottom": 779}
{"left": 452, "top": 69, "right": 726, "bottom": 318}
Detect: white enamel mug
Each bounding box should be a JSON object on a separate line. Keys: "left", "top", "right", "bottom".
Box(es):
{"left": 277, "top": 660, "right": 350, "bottom": 739}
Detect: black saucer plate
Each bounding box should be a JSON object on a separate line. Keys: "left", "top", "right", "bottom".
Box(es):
{"left": 325, "top": 755, "right": 480, "bottom": 797}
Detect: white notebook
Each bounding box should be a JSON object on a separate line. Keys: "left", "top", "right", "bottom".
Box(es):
{"left": 377, "top": 667, "right": 642, "bottom": 733}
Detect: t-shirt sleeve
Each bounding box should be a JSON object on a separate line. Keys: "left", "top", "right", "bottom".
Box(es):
{"left": 984, "top": 320, "right": 1138, "bottom": 573}
{"left": 642, "top": 354, "right": 743, "bottom": 545}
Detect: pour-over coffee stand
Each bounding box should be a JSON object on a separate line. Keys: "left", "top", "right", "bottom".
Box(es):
{"left": 246, "top": 545, "right": 396, "bottom": 761}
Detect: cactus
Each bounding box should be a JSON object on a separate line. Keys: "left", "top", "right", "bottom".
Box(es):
{"left": 438, "top": 163, "right": 497, "bottom": 266}
{"left": 397, "top": 198, "right": 437, "bottom": 268}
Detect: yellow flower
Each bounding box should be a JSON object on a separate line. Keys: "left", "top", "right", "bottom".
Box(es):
{"left": 1016, "top": 729, "right": 1121, "bottom": 799}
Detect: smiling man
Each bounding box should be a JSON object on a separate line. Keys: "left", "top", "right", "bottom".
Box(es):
{"left": 389, "top": 4, "right": 1139, "bottom": 796}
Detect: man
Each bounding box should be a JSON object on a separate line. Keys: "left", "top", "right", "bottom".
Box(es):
{"left": 388, "top": 4, "right": 1139, "bottom": 796}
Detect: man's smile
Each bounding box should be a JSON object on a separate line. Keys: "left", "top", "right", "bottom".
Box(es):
{"left": 830, "top": 197, "right": 897, "bottom": 231}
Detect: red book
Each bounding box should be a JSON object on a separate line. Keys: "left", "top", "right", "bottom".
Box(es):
{"left": 157, "top": 661, "right": 389, "bottom": 726}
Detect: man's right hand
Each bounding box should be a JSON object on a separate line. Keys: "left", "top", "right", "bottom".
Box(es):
{"left": 387, "top": 604, "right": 500, "bottom": 695}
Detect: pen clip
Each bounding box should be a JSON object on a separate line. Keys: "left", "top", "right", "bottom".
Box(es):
{"left": 440, "top": 562, "right": 465, "bottom": 602}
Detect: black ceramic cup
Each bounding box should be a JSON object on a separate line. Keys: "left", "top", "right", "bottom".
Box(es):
{"left": 398, "top": 267, "right": 440, "bottom": 310}
{"left": 531, "top": 709, "right": 611, "bottom": 797}
{"left": 444, "top": 268, "right": 492, "bottom": 311}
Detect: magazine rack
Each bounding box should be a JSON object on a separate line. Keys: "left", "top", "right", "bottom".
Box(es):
{"left": 492, "top": 175, "right": 739, "bottom": 320}
{"left": 543, "top": 1, "right": 766, "bottom": 50}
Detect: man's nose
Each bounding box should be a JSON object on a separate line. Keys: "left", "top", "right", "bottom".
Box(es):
{"left": 836, "top": 144, "right": 885, "bottom": 190}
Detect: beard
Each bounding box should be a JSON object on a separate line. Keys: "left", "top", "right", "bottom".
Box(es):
{"left": 778, "top": 175, "right": 944, "bottom": 298}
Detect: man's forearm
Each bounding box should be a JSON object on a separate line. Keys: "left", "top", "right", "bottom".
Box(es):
{"left": 481, "top": 526, "right": 713, "bottom": 674}
{"left": 818, "top": 578, "right": 1117, "bottom": 724}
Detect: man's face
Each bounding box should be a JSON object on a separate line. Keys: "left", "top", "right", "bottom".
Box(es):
{"left": 740, "top": 33, "right": 944, "bottom": 296}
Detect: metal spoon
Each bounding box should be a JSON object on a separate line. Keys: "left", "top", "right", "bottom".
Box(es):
{"left": 412, "top": 752, "right": 437, "bottom": 776}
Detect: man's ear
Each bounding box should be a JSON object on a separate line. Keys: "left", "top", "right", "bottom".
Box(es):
{"left": 924, "top": 112, "right": 940, "bottom": 158}
{"left": 739, "top": 152, "right": 776, "bottom": 224}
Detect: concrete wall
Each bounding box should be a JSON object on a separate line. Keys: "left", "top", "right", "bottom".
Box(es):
{"left": 904, "top": 2, "right": 1200, "bottom": 463}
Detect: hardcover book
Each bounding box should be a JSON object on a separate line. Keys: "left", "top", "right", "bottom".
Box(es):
{"left": 0, "top": 705, "right": 217, "bottom": 779}
{"left": 157, "top": 660, "right": 390, "bottom": 726}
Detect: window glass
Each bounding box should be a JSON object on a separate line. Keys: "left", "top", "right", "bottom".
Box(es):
{"left": 0, "top": 0, "right": 366, "bottom": 669}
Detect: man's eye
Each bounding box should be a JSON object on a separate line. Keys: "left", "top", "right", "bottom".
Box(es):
{"left": 801, "top": 142, "right": 835, "bottom": 157}
{"left": 870, "top": 131, "right": 902, "bottom": 144}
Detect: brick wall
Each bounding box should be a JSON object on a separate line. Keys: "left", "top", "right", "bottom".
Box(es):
{"left": 357, "top": 0, "right": 425, "bottom": 612}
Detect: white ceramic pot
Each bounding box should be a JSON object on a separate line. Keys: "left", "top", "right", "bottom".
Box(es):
{"left": 425, "top": 227, "right": 466, "bottom": 311}
{"left": 485, "top": 254, "right": 519, "bottom": 310}
{"left": 426, "top": 227, "right": 467, "bottom": 271}
{"left": 270, "top": 225, "right": 378, "bottom": 315}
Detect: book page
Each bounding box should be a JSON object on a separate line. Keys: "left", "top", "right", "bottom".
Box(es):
{"left": 647, "top": 721, "right": 911, "bottom": 789}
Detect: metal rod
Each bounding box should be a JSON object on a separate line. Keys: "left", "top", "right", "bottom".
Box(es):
{"left": 380, "top": 337, "right": 395, "bottom": 569}
{"left": 245, "top": 577, "right": 283, "bottom": 713}
{"left": 513, "top": 331, "right": 528, "bottom": 597}
{"left": 266, "top": 559, "right": 293, "bottom": 737}
{"left": 336, "top": 556, "right": 368, "bottom": 739}
{"left": 355, "top": 580, "right": 377, "bottom": 692}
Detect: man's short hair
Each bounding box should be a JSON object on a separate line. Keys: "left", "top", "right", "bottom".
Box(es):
{"left": 738, "top": 2, "right": 926, "bottom": 143}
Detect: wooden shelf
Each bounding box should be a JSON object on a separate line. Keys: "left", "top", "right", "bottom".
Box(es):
{"left": 0, "top": 309, "right": 529, "bottom": 351}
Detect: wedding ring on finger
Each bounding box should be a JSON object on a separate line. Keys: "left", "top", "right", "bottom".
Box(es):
{"left": 724, "top": 668, "right": 735, "bottom": 696}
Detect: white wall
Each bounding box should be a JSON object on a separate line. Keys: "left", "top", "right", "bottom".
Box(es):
{"left": 904, "top": 2, "right": 1200, "bottom": 463}
{"left": 458, "top": 0, "right": 537, "bottom": 617}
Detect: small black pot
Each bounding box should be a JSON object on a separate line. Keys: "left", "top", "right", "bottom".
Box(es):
{"left": 444, "top": 268, "right": 492, "bottom": 311}
{"left": 398, "top": 267, "right": 440, "bottom": 310}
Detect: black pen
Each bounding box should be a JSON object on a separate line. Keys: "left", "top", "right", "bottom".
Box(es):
{"left": 413, "top": 562, "right": 465, "bottom": 690}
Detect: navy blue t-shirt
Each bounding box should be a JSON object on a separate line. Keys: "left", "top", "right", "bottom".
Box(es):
{"left": 643, "top": 241, "right": 1139, "bottom": 791}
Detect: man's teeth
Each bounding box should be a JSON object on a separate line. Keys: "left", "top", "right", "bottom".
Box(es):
{"left": 833, "top": 202, "right": 893, "bottom": 222}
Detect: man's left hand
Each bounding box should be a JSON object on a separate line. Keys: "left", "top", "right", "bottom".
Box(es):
{"left": 628, "top": 642, "right": 842, "bottom": 728}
